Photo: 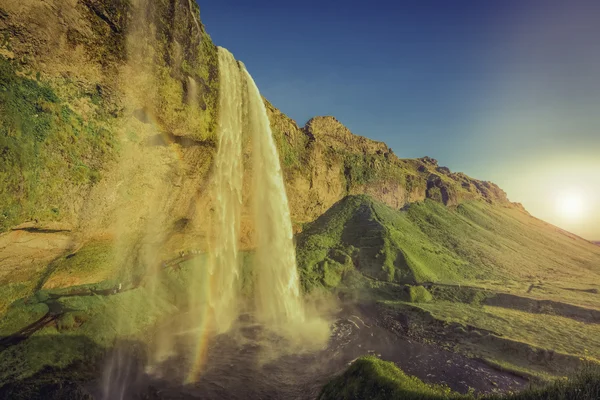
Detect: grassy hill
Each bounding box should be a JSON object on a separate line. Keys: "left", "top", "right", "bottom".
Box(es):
{"left": 297, "top": 195, "right": 600, "bottom": 295}
{"left": 296, "top": 195, "right": 600, "bottom": 377}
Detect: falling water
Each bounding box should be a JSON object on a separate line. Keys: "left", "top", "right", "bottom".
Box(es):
{"left": 207, "top": 47, "right": 305, "bottom": 328}
{"left": 209, "top": 48, "right": 245, "bottom": 333}
{"left": 242, "top": 67, "right": 306, "bottom": 326}
{"left": 103, "top": 45, "right": 320, "bottom": 397}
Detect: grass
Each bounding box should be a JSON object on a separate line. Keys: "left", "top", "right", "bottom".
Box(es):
{"left": 0, "top": 303, "right": 48, "bottom": 337}
{"left": 296, "top": 195, "right": 600, "bottom": 300}
{"left": 0, "top": 269, "right": 186, "bottom": 385}
{"left": 319, "top": 356, "right": 600, "bottom": 400}
{"left": 0, "top": 56, "right": 115, "bottom": 231}
{"left": 0, "top": 281, "right": 40, "bottom": 317}
{"left": 41, "top": 241, "right": 119, "bottom": 290}
{"left": 378, "top": 298, "right": 598, "bottom": 378}
{"left": 319, "top": 356, "right": 454, "bottom": 400}
{"left": 418, "top": 302, "right": 600, "bottom": 360}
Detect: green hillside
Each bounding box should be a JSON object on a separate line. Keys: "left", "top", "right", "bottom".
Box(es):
{"left": 319, "top": 356, "right": 600, "bottom": 400}
{"left": 297, "top": 195, "right": 600, "bottom": 377}
{"left": 298, "top": 195, "right": 600, "bottom": 298}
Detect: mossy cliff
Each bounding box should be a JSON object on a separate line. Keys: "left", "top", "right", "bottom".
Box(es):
{"left": 0, "top": 0, "right": 518, "bottom": 300}
{"left": 0, "top": 0, "right": 220, "bottom": 315}
{"left": 0, "top": 0, "right": 218, "bottom": 232}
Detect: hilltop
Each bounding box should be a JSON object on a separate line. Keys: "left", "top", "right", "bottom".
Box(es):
{"left": 265, "top": 103, "right": 515, "bottom": 226}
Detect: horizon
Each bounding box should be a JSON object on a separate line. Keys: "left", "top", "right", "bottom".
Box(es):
{"left": 198, "top": 0, "right": 600, "bottom": 239}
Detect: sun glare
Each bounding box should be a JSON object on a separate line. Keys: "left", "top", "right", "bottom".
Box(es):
{"left": 555, "top": 192, "right": 586, "bottom": 220}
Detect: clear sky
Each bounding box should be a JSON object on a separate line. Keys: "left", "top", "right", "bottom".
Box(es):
{"left": 197, "top": 0, "right": 600, "bottom": 239}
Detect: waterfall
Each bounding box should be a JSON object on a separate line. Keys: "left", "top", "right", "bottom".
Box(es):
{"left": 210, "top": 47, "right": 305, "bottom": 327}
{"left": 242, "top": 68, "right": 305, "bottom": 326}
{"left": 104, "top": 45, "right": 320, "bottom": 395}
{"left": 209, "top": 48, "right": 244, "bottom": 333}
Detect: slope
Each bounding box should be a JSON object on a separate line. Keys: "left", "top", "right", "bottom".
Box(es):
{"left": 296, "top": 195, "right": 600, "bottom": 377}
{"left": 297, "top": 195, "right": 600, "bottom": 296}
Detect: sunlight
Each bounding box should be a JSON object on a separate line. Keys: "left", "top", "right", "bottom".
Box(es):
{"left": 555, "top": 191, "right": 586, "bottom": 221}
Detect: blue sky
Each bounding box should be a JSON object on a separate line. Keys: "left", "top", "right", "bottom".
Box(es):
{"left": 197, "top": 0, "right": 600, "bottom": 238}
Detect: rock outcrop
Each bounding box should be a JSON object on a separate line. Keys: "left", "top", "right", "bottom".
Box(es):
{"left": 266, "top": 108, "right": 513, "bottom": 226}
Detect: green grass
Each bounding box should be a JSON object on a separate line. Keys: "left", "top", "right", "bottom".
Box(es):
{"left": 41, "top": 241, "right": 119, "bottom": 290}
{"left": 413, "top": 301, "right": 600, "bottom": 363}
{"left": 0, "top": 303, "right": 48, "bottom": 337}
{"left": 0, "top": 270, "right": 186, "bottom": 385}
{"left": 320, "top": 356, "right": 454, "bottom": 400}
{"left": 0, "top": 56, "right": 115, "bottom": 231}
{"left": 296, "top": 195, "right": 600, "bottom": 298}
{"left": 0, "top": 281, "right": 40, "bottom": 317}
{"left": 319, "top": 356, "right": 600, "bottom": 400}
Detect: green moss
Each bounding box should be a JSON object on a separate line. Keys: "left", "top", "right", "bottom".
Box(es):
{"left": 0, "top": 281, "right": 38, "bottom": 316}
{"left": 79, "top": 0, "right": 129, "bottom": 66}
{"left": 41, "top": 241, "right": 118, "bottom": 290}
{"left": 0, "top": 278, "right": 179, "bottom": 385}
{"left": 0, "top": 56, "right": 115, "bottom": 231}
{"left": 0, "top": 303, "right": 49, "bottom": 336}
{"left": 148, "top": 0, "right": 219, "bottom": 143}
{"left": 319, "top": 356, "right": 454, "bottom": 400}
{"left": 409, "top": 286, "right": 433, "bottom": 303}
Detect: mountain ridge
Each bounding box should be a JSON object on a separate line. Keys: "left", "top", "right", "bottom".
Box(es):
{"left": 264, "top": 102, "right": 518, "bottom": 227}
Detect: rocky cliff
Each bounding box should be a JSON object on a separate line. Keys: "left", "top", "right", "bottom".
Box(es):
{"left": 0, "top": 0, "right": 516, "bottom": 307}
{"left": 266, "top": 105, "right": 512, "bottom": 227}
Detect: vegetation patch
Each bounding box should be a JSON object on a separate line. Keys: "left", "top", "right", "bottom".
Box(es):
{"left": 297, "top": 195, "right": 600, "bottom": 301}
{"left": 319, "top": 356, "right": 600, "bottom": 400}
{"left": 0, "top": 56, "right": 115, "bottom": 231}
{"left": 319, "top": 356, "right": 454, "bottom": 400}
{"left": 414, "top": 301, "right": 600, "bottom": 366}
{"left": 41, "top": 241, "right": 119, "bottom": 290}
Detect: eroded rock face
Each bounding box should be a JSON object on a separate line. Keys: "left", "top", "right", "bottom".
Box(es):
{"left": 0, "top": 0, "right": 518, "bottom": 294}
{"left": 0, "top": 0, "right": 516, "bottom": 240}
{"left": 266, "top": 107, "right": 514, "bottom": 226}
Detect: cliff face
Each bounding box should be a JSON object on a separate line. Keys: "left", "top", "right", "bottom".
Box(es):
{"left": 0, "top": 0, "right": 516, "bottom": 305}
{"left": 0, "top": 0, "right": 221, "bottom": 309}
{"left": 0, "top": 0, "right": 219, "bottom": 236}
{"left": 266, "top": 106, "right": 512, "bottom": 227}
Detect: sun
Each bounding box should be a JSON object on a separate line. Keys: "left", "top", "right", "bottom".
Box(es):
{"left": 555, "top": 192, "right": 586, "bottom": 220}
